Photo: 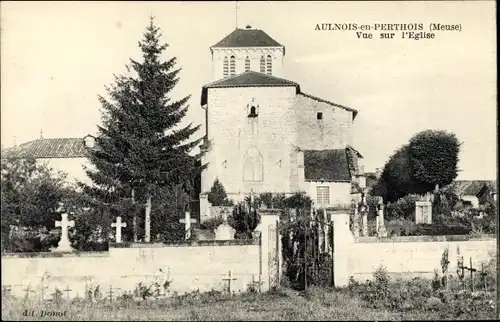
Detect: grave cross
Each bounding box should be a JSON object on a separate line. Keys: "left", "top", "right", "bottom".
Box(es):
{"left": 222, "top": 270, "right": 238, "bottom": 295}
{"left": 39, "top": 284, "right": 49, "bottom": 301}
{"left": 54, "top": 213, "right": 75, "bottom": 252}
{"left": 179, "top": 211, "right": 197, "bottom": 240}
{"left": 63, "top": 285, "right": 72, "bottom": 301}
{"left": 111, "top": 216, "right": 127, "bottom": 243}
{"left": 107, "top": 285, "right": 120, "bottom": 302}
{"left": 480, "top": 263, "right": 488, "bottom": 292}
{"left": 23, "top": 284, "right": 36, "bottom": 299}
{"left": 3, "top": 285, "right": 12, "bottom": 297}
{"left": 251, "top": 274, "right": 263, "bottom": 293}
{"left": 462, "top": 257, "right": 477, "bottom": 292}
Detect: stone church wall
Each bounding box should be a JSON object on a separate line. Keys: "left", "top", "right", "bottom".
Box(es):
{"left": 295, "top": 94, "right": 354, "bottom": 150}
{"left": 203, "top": 86, "right": 297, "bottom": 195}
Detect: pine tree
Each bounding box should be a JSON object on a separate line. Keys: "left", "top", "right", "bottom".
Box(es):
{"left": 81, "top": 17, "right": 206, "bottom": 242}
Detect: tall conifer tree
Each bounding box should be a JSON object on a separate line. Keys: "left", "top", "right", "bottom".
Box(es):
{"left": 81, "top": 17, "right": 205, "bottom": 242}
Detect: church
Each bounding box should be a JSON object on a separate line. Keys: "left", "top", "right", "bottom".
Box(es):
{"left": 198, "top": 26, "right": 365, "bottom": 219}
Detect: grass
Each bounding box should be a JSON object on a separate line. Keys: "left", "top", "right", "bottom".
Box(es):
{"left": 2, "top": 285, "right": 497, "bottom": 321}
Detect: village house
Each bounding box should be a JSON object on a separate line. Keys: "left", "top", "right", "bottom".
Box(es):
{"left": 448, "top": 180, "right": 497, "bottom": 208}
{"left": 198, "top": 26, "right": 364, "bottom": 219}
{"left": 1, "top": 135, "right": 96, "bottom": 187}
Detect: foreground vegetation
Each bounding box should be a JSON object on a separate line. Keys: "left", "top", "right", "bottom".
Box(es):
{"left": 3, "top": 275, "right": 496, "bottom": 321}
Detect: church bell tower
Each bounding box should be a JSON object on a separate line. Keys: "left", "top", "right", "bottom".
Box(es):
{"left": 209, "top": 25, "right": 285, "bottom": 81}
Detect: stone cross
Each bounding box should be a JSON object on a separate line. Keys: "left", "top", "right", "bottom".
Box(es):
{"left": 111, "top": 216, "right": 127, "bottom": 243}
{"left": 54, "top": 213, "right": 75, "bottom": 252}
{"left": 179, "top": 211, "right": 197, "bottom": 240}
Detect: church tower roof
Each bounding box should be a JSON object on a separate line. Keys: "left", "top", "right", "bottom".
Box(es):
{"left": 211, "top": 27, "right": 283, "bottom": 49}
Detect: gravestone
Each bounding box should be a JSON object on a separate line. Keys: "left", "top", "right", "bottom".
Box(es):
{"left": 53, "top": 213, "right": 75, "bottom": 252}
{"left": 377, "top": 198, "right": 387, "bottom": 237}
{"left": 214, "top": 213, "right": 235, "bottom": 240}
{"left": 415, "top": 200, "right": 432, "bottom": 224}
{"left": 352, "top": 204, "right": 360, "bottom": 237}
{"left": 360, "top": 193, "right": 368, "bottom": 236}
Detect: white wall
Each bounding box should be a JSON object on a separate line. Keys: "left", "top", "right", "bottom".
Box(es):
{"left": 1, "top": 242, "right": 261, "bottom": 299}
{"left": 37, "top": 157, "right": 93, "bottom": 186}
{"left": 303, "top": 181, "right": 352, "bottom": 207}
{"left": 329, "top": 211, "right": 497, "bottom": 287}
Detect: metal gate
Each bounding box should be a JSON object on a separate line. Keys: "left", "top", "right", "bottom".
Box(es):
{"left": 280, "top": 208, "right": 334, "bottom": 290}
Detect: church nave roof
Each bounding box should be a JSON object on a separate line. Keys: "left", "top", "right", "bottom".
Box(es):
{"left": 201, "top": 71, "right": 300, "bottom": 105}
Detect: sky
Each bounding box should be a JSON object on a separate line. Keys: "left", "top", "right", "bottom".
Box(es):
{"left": 1, "top": 1, "right": 496, "bottom": 180}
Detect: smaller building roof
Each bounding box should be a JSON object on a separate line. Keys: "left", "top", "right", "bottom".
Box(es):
{"left": 304, "top": 149, "right": 352, "bottom": 182}
{"left": 211, "top": 28, "right": 283, "bottom": 49}
{"left": 1, "top": 137, "right": 92, "bottom": 159}
{"left": 448, "top": 180, "right": 497, "bottom": 196}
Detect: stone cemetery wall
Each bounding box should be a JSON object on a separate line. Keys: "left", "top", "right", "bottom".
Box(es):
{"left": 2, "top": 210, "right": 282, "bottom": 301}
{"left": 330, "top": 211, "right": 497, "bottom": 287}
{"left": 1, "top": 240, "right": 262, "bottom": 300}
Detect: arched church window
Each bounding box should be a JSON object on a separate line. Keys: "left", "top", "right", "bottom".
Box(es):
{"left": 230, "top": 56, "right": 236, "bottom": 76}
{"left": 266, "top": 55, "right": 272, "bottom": 75}
{"left": 243, "top": 147, "right": 263, "bottom": 182}
{"left": 260, "top": 56, "right": 265, "bottom": 73}
{"left": 223, "top": 57, "right": 229, "bottom": 78}
{"left": 245, "top": 56, "right": 250, "bottom": 72}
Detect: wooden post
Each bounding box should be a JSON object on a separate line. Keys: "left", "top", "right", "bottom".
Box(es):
{"left": 145, "top": 195, "right": 151, "bottom": 242}
{"left": 107, "top": 285, "right": 114, "bottom": 302}
{"left": 480, "top": 263, "right": 488, "bottom": 292}
{"left": 457, "top": 255, "right": 465, "bottom": 289}
{"left": 132, "top": 188, "right": 138, "bottom": 243}
{"left": 468, "top": 257, "right": 477, "bottom": 292}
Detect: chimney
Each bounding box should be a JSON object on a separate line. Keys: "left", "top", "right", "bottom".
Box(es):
{"left": 246, "top": 25, "right": 252, "bottom": 29}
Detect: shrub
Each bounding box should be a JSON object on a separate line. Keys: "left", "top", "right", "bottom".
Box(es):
{"left": 207, "top": 179, "right": 233, "bottom": 206}
{"left": 386, "top": 194, "right": 421, "bottom": 221}
{"left": 385, "top": 219, "right": 417, "bottom": 237}
{"left": 199, "top": 215, "right": 224, "bottom": 231}
{"left": 228, "top": 202, "right": 261, "bottom": 239}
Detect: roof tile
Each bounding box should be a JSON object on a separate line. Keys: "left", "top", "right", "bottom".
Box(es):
{"left": 1, "top": 138, "right": 89, "bottom": 159}
{"left": 304, "top": 149, "right": 351, "bottom": 182}
{"left": 211, "top": 28, "right": 283, "bottom": 48}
